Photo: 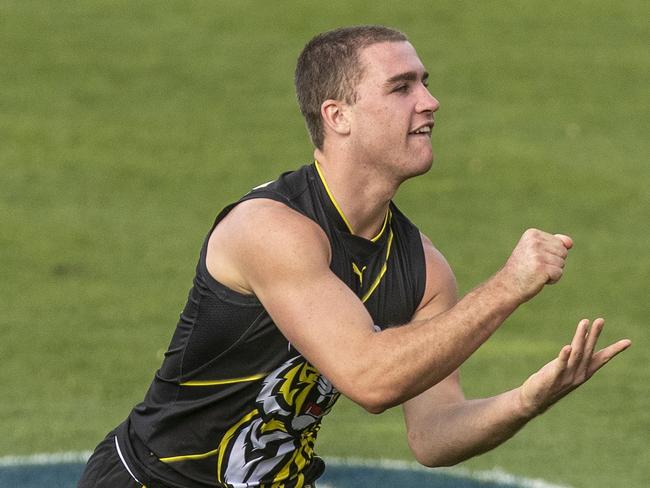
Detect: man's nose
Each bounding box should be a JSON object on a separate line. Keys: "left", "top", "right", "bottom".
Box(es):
{"left": 417, "top": 87, "right": 440, "bottom": 113}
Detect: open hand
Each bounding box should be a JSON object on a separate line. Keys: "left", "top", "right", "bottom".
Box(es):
{"left": 518, "top": 318, "right": 631, "bottom": 417}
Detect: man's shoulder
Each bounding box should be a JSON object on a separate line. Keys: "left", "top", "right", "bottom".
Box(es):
{"left": 224, "top": 197, "right": 316, "bottom": 233}
{"left": 206, "top": 197, "right": 331, "bottom": 296}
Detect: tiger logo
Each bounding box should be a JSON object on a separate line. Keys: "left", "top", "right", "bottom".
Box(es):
{"left": 217, "top": 356, "right": 339, "bottom": 487}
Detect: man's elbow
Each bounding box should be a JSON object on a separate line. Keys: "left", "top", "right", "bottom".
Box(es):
{"left": 345, "top": 381, "right": 406, "bottom": 415}
{"left": 407, "top": 432, "right": 464, "bottom": 468}
{"left": 347, "top": 391, "right": 393, "bottom": 415}
{"left": 337, "top": 375, "right": 407, "bottom": 415}
{"left": 414, "top": 453, "right": 461, "bottom": 469}
{"left": 410, "top": 446, "right": 462, "bottom": 468}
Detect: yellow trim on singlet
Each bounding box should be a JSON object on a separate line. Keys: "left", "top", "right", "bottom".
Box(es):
{"left": 370, "top": 209, "right": 390, "bottom": 242}
{"left": 314, "top": 160, "right": 391, "bottom": 243}
{"left": 314, "top": 160, "right": 354, "bottom": 233}
{"left": 160, "top": 409, "right": 261, "bottom": 465}
{"left": 180, "top": 372, "right": 268, "bottom": 387}
{"left": 159, "top": 447, "right": 220, "bottom": 464}
{"left": 314, "top": 160, "right": 394, "bottom": 301}
{"left": 361, "top": 225, "right": 394, "bottom": 303}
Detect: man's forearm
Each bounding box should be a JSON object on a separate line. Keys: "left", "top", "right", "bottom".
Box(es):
{"left": 407, "top": 388, "right": 533, "bottom": 467}
{"left": 356, "top": 230, "right": 572, "bottom": 412}
{"left": 406, "top": 317, "right": 632, "bottom": 466}
{"left": 362, "top": 274, "right": 521, "bottom": 410}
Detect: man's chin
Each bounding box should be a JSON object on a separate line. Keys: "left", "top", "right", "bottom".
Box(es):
{"left": 413, "top": 160, "right": 434, "bottom": 178}
{"left": 412, "top": 151, "right": 435, "bottom": 175}
{"left": 397, "top": 156, "right": 433, "bottom": 183}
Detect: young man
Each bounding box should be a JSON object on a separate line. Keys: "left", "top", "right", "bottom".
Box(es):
{"left": 79, "top": 26, "right": 631, "bottom": 488}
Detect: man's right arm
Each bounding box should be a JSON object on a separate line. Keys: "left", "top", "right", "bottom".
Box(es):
{"left": 207, "top": 199, "right": 572, "bottom": 413}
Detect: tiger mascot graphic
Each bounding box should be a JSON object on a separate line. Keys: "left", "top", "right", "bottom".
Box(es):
{"left": 217, "top": 355, "right": 340, "bottom": 487}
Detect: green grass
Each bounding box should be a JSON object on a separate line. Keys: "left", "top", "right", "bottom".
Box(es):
{"left": 1, "top": 1, "right": 648, "bottom": 487}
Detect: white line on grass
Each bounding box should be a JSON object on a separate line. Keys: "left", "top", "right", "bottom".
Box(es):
{"left": 325, "top": 457, "right": 573, "bottom": 488}
{"left": 0, "top": 452, "right": 572, "bottom": 488}
{"left": 0, "top": 451, "right": 92, "bottom": 466}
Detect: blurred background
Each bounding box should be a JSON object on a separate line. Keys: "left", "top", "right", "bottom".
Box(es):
{"left": 1, "top": 1, "right": 648, "bottom": 487}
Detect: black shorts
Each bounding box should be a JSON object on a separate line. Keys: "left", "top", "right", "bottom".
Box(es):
{"left": 77, "top": 429, "right": 144, "bottom": 488}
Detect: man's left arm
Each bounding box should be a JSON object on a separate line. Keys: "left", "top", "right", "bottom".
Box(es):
{"left": 402, "top": 234, "right": 631, "bottom": 467}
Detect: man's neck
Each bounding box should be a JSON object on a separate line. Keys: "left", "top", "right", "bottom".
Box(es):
{"left": 314, "top": 151, "right": 400, "bottom": 241}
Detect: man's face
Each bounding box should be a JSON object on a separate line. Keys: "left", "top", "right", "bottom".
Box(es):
{"left": 346, "top": 41, "right": 439, "bottom": 181}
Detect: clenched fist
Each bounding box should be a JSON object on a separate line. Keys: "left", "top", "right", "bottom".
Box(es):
{"left": 497, "top": 229, "right": 573, "bottom": 303}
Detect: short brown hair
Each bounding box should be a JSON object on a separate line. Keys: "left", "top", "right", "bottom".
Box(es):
{"left": 294, "top": 25, "right": 408, "bottom": 149}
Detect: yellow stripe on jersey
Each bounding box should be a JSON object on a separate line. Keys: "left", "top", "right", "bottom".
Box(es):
{"left": 361, "top": 225, "right": 394, "bottom": 303}
{"left": 180, "top": 372, "right": 268, "bottom": 387}
{"left": 370, "top": 208, "right": 390, "bottom": 242}
{"left": 314, "top": 160, "right": 391, "bottom": 244}
{"left": 159, "top": 447, "right": 220, "bottom": 464}
{"left": 314, "top": 160, "right": 354, "bottom": 234}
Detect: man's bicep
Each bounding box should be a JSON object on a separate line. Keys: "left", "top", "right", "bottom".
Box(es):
{"left": 258, "top": 267, "right": 375, "bottom": 371}
{"left": 226, "top": 201, "right": 377, "bottom": 393}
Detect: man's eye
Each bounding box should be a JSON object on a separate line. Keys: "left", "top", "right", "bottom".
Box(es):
{"left": 392, "top": 84, "right": 408, "bottom": 93}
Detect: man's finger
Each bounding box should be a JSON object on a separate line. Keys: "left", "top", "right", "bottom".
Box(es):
{"left": 558, "top": 345, "right": 572, "bottom": 365}
{"left": 579, "top": 318, "right": 605, "bottom": 372}
{"left": 567, "top": 319, "right": 590, "bottom": 369}
{"left": 543, "top": 254, "right": 567, "bottom": 269}
{"left": 588, "top": 339, "right": 632, "bottom": 376}
{"left": 533, "top": 232, "right": 570, "bottom": 259}
{"left": 543, "top": 253, "right": 567, "bottom": 283}
{"left": 545, "top": 265, "right": 564, "bottom": 285}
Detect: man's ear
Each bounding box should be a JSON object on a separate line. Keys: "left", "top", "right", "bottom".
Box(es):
{"left": 320, "top": 99, "right": 351, "bottom": 137}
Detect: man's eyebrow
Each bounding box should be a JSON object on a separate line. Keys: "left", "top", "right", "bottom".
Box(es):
{"left": 384, "top": 70, "right": 429, "bottom": 85}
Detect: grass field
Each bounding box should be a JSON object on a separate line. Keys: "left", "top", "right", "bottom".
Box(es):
{"left": 1, "top": 1, "right": 648, "bottom": 487}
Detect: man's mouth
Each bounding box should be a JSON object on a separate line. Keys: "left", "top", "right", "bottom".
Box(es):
{"left": 409, "top": 123, "right": 434, "bottom": 136}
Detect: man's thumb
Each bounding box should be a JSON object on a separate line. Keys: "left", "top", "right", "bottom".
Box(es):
{"left": 554, "top": 234, "right": 573, "bottom": 249}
